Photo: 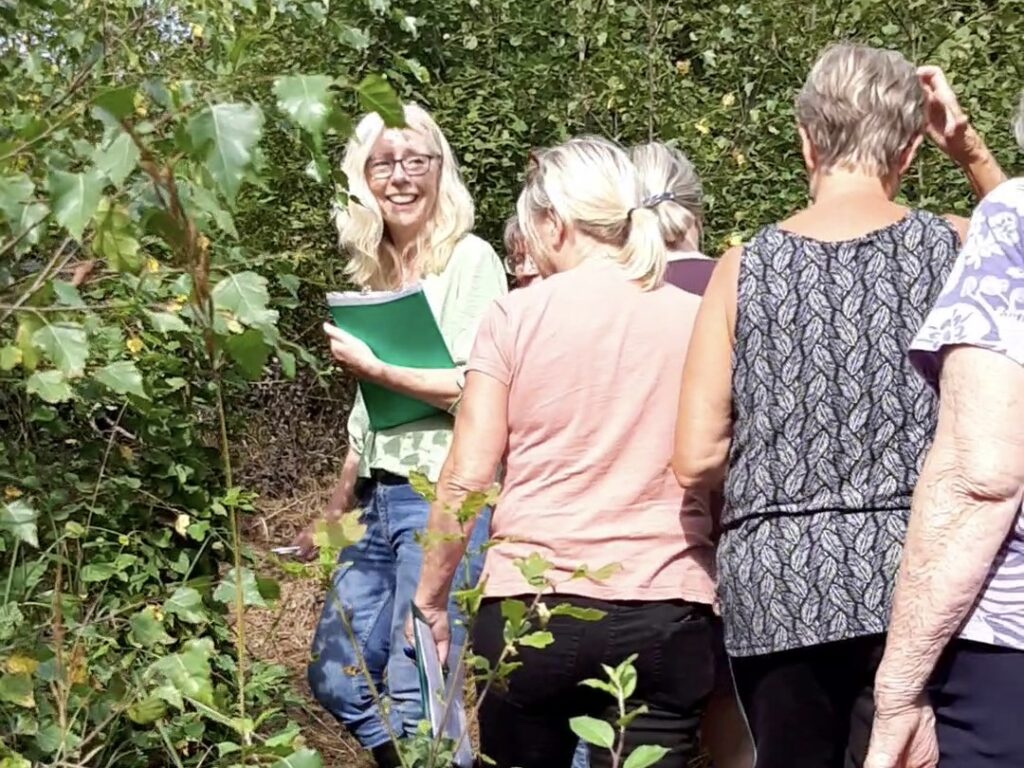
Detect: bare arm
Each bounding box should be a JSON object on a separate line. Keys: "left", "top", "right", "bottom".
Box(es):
{"left": 413, "top": 371, "right": 509, "bottom": 609}
{"left": 672, "top": 245, "right": 741, "bottom": 489}
{"left": 365, "top": 362, "right": 463, "bottom": 411}
{"left": 918, "top": 65, "right": 1007, "bottom": 199}
{"left": 874, "top": 346, "right": 1024, "bottom": 707}
{"left": 325, "top": 445, "right": 361, "bottom": 517}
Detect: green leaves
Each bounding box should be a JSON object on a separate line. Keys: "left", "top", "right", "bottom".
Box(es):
{"left": 549, "top": 604, "right": 606, "bottom": 622}
{"left": 187, "top": 103, "right": 264, "bottom": 203}
{"left": 408, "top": 470, "right": 437, "bottom": 502}
{"left": 26, "top": 370, "right": 73, "bottom": 403}
{"left": 32, "top": 323, "right": 88, "bottom": 377}
{"left": 274, "top": 75, "right": 334, "bottom": 137}
{"left": 623, "top": 745, "right": 671, "bottom": 768}
{"left": 92, "top": 85, "right": 136, "bottom": 121}
{"left": 49, "top": 168, "right": 104, "bottom": 240}
{"left": 1, "top": 500, "right": 38, "bottom": 548}
{"left": 518, "top": 631, "right": 554, "bottom": 649}
{"left": 213, "top": 567, "right": 267, "bottom": 608}
{"left": 150, "top": 638, "right": 215, "bottom": 707}
{"left": 95, "top": 361, "right": 147, "bottom": 398}
{"left": 146, "top": 310, "right": 188, "bottom": 335}
{"left": 356, "top": 75, "right": 405, "bottom": 128}
{"left": 0, "top": 673, "right": 34, "bottom": 709}
{"left": 0, "top": 173, "right": 34, "bottom": 222}
{"left": 570, "top": 716, "right": 614, "bottom": 749}
{"left": 224, "top": 329, "right": 271, "bottom": 379}
{"left": 129, "top": 606, "right": 172, "bottom": 647}
{"left": 211, "top": 271, "right": 278, "bottom": 331}
{"left": 163, "top": 587, "right": 206, "bottom": 624}
{"left": 271, "top": 749, "right": 323, "bottom": 768}
{"left": 515, "top": 552, "right": 554, "bottom": 588}
{"left": 93, "top": 132, "right": 140, "bottom": 188}
{"left": 92, "top": 199, "right": 142, "bottom": 273}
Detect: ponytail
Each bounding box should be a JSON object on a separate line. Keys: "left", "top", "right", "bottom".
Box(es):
{"left": 620, "top": 206, "right": 668, "bottom": 290}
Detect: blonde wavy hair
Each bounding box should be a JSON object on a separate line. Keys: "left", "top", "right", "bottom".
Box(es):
{"left": 796, "top": 43, "right": 924, "bottom": 175}
{"left": 630, "top": 142, "right": 703, "bottom": 248}
{"left": 334, "top": 103, "right": 474, "bottom": 290}
{"left": 517, "top": 136, "right": 667, "bottom": 290}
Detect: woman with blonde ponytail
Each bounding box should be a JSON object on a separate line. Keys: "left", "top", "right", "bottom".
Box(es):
{"left": 411, "top": 136, "right": 717, "bottom": 768}
{"left": 631, "top": 141, "right": 754, "bottom": 768}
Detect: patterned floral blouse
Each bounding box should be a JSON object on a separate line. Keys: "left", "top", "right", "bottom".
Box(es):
{"left": 910, "top": 179, "right": 1024, "bottom": 650}
{"left": 721, "top": 211, "right": 959, "bottom": 657}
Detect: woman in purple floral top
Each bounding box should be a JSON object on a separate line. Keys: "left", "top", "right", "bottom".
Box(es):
{"left": 869, "top": 86, "right": 1024, "bottom": 768}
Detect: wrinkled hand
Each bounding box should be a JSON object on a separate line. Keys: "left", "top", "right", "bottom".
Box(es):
{"left": 324, "top": 323, "right": 381, "bottom": 379}
{"left": 404, "top": 601, "right": 451, "bottom": 664}
{"left": 917, "top": 66, "right": 981, "bottom": 164}
{"left": 865, "top": 695, "right": 939, "bottom": 768}
{"left": 289, "top": 522, "right": 319, "bottom": 562}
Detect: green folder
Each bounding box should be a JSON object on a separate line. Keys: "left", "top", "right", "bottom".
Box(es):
{"left": 326, "top": 285, "right": 455, "bottom": 431}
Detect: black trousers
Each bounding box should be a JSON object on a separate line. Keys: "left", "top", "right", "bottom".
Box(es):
{"left": 730, "top": 634, "right": 884, "bottom": 768}
{"left": 473, "top": 595, "right": 716, "bottom": 768}
{"left": 930, "top": 639, "right": 1024, "bottom": 767}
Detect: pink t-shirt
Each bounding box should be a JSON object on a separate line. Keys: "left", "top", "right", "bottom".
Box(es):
{"left": 467, "top": 258, "right": 715, "bottom": 602}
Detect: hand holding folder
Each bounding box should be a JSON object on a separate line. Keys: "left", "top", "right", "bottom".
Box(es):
{"left": 326, "top": 285, "right": 455, "bottom": 431}
{"left": 410, "top": 604, "right": 473, "bottom": 767}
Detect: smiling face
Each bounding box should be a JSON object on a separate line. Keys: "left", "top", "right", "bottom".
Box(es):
{"left": 365, "top": 128, "right": 440, "bottom": 245}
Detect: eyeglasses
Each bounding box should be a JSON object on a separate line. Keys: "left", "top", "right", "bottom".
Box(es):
{"left": 366, "top": 154, "right": 439, "bottom": 180}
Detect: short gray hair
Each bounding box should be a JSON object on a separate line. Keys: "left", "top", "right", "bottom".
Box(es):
{"left": 1014, "top": 90, "right": 1024, "bottom": 151}
{"left": 630, "top": 142, "right": 702, "bottom": 246}
{"left": 796, "top": 43, "right": 924, "bottom": 175}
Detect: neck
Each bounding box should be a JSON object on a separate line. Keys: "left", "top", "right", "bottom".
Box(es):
{"left": 551, "top": 238, "right": 618, "bottom": 273}
{"left": 810, "top": 167, "right": 899, "bottom": 204}
{"left": 387, "top": 226, "right": 418, "bottom": 258}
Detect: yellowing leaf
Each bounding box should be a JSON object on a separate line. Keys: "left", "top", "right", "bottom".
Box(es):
{"left": 146, "top": 258, "right": 160, "bottom": 273}
{"left": 4, "top": 486, "right": 22, "bottom": 500}
{"left": 126, "top": 337, "right": 144, "bottom": 355}
{"left": 4, "top": 655, "right": 38, "bottom": 676}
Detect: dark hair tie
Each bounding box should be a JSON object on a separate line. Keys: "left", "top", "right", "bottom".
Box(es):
{"left": 627, "top": 191, "right": 677, "bottom": 220}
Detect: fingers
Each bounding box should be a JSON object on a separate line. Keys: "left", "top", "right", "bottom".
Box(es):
{"left": 403, "top": 614, "right": 416, "bottom": 648}
{"left": 323, "top": 322, "right": 350, "bottom": 342}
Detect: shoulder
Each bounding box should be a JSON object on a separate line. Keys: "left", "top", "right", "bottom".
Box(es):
{"left": 448, "top": 233, "right": 501, "bottom": 269}
{"left": 978, "top": 177, "right": 1024, "bottom": 214}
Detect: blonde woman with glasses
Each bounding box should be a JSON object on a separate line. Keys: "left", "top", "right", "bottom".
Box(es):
{"left": 673, "top": 44, "right": 1004, "bottom": 768}
{"left": 411, "top": 136, "right": 718, "bottom": 767}
{"left": 301, "top": 103, "right": 507, "bottom": 768}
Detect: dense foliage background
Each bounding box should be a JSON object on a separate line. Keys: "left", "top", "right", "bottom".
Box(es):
{"left": 1, "top": 1, "right": 1022, "bottom": 766}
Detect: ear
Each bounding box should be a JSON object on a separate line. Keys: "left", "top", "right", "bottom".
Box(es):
{"left": 897, "top": 133, "right": 925, "bottom": 175}
{"left": 797, "top": 124, "right": 818, "bottom": 174}
{"left": 545, "top": 210, "right": 566, "bottom": 251}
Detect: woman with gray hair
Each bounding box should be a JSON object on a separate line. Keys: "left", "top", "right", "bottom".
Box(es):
{"left": 866, "top": 78, "right": 1021, "bottom": 768}
{"left": 673, "top": 44, "right": 1004, "bottom": 768}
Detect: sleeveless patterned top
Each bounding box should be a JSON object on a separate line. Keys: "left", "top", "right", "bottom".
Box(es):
{"left": 720, "top": 210, "right": 959, "bottom": 657}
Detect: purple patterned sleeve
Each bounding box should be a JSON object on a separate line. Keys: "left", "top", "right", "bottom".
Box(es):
{"left": 909, "top": 179, "right": 1024, "bottom": 388}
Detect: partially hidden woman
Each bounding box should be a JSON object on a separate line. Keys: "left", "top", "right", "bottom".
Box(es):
{"left": 413, "top": 136, "right": 718, "bottom": 768}
{"left": 673, "top": 43, "right": 1004, "bottom": 768}
{"left": 304, "top": 103, "right": 508, "bottom": 768}
{"left": 632, "top": 141, "right": 754, "bottom": 768}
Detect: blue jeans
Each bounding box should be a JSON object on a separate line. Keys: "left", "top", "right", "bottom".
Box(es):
{"left": 308, "top": 480, "right": 490, "bottom": 749}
